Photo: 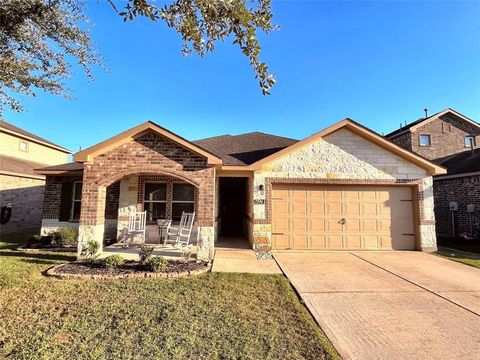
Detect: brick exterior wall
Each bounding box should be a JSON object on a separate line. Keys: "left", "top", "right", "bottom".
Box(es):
{"left": 0, "top": 174, "right": 45, "bottom": 233}
{"left": 77, "top": 130, "right": 215, "bottom": 255}
{"left": 390, "top": 113, "right": 480, "bottom": 160}
{"left": 433, "top": 175, "right": 480, "bottom": 236}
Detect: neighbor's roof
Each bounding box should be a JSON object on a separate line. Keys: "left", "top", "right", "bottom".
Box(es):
{"left": 435, "top": 149, "right": 480, "bottom": 177}
{"left": 0, "top": 154, "right": 47, "bottom": 179}
{"left": 0, "top": 120, "right": 71, "bottom": 154}
{"left": 193, "top": 132, "right": 298, "bottom": 166}
{"left": 35, "top": 161, "right": 84, "bottom": 174}
{"left": 386, "top": 108, "right": 480, "bottom": 139}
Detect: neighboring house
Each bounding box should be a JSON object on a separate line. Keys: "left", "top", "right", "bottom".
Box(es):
{"left": 35, "top": 119, "right": 445, "bottom": 258}
{"left": 387, "top": 108, "right": 480, "bottom": 237}
{"left": 0, "top": 121, "right": 71, "bottom": 233}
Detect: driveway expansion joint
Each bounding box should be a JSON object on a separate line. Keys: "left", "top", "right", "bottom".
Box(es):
{"left": 349, "top": 252, "right": 480, "bottom": 318}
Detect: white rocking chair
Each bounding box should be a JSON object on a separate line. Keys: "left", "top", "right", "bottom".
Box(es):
{"left": 123, "top": 210, "right": 147, "bottom": 247}
{"left": 164, "top": 212, "right": 195, "bottom": 249}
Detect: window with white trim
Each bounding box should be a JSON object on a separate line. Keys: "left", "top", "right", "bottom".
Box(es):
{"left": 419, "top": 134, "right": 431, "bottom": 147}
{"left": 71, "top": 181, "right": 83, "bottom": 220}
{"left": 172, "top": 183, "right": 195, "bottom": 221}
{"left": 19, "top": 140, "right": 29, "bottom": 152}
{"left": 465, "top": 136, "right": 475, "bottom": 148}
{"left": 144, "top": 182, "right": 167, "bottom": 221}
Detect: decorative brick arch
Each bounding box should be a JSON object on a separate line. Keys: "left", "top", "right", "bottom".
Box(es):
{"left": 76, "top": 131, "right": 216, "bottom": 258}
{"left": 97, "top": 168, "right": 201, "bottom": 188}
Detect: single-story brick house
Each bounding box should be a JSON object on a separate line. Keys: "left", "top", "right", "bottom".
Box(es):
{"left": 35, "top": 119, "right": 445, "bottom": 258}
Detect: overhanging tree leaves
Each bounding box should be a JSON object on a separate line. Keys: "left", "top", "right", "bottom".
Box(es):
{"left": 110, "top": 0, "right": 276, "bottom": 95}
{"left": 0, "top": 0, "right": 276, "bottom": 116}
{"left": 0, "top": 0, "right": 100, "bottom": 114}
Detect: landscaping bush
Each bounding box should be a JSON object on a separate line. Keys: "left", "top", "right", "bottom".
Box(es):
{"left": 147, "top": 256, "right": 168, "bottom": 273}
{"left": 55, "top": 227, "right": 78, "bottom": 246}
{"left": 102, "top": 255, "right": 124, "bottom": 269}
{"left": 139, "top": 244, "right": 154, "bottom": 264}
{"left": 86, "top": 239, "right": 100, "bottom": 260}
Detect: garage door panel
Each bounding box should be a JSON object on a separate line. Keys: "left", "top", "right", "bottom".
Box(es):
{"left": 291, "top": 235, "right": 308, "bottom": 249}
{"left": 363, "top": 235, "right": 379, "bottom": 249}
{"left": 345, "top": 235, "right": 361, "bottom": 249}
{"left": 310, "top": 218, "right": 325, "bottom": 231}
{"left": 273, "top": 201, "right": 289, "bottom": 215}
{"left": 309, "top": 202, "right": 325, "bottom": 214}
{"left": 293, "top": 218, "right": 307, "bottom": 231}
{"left": 328, "top": 235, "right": 343, "bottom": 249}
{"left": 272, "top": 234, "right": 289, "bottom": 249}
{"left": 327, "top": 202, "right": 342, "bottom": 214}
{"left": 272, "top": 185, "right": 415, "bottom": 251}
{"left": 273, "top": 218, "right": 289, "bottom": 231}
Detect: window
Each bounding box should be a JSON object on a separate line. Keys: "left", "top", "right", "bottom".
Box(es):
{"left": 19, "top": 140, "right": 29, "bottom": 152}
{"left": 465, "top": 136, "right": 476, "bottom": 148}
{"left": 172, "top": 183, "right": 195, "bottom": 221}
{"left": 144, "top": 182, "right": 167, "bottom": 221}
{"left": 419, "top": 134, "right": 431, "bottom": 147}
{"left": 71, "top": 181, "right": 82, "bottom": 220}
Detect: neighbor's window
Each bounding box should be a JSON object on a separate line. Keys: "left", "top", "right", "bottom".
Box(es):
{"left": 144, "top": 182, "right": 167, "bottom": 221}
{"left": 465, "top": 136, "right": 475, "bottom": 147}
{"left": 71, "top": 181, "right": 83, "bottom": 220}
{"left": 19, "top": 140, "right": 29, "bottom": 152}
{"left": 172, "top": 183, "right": 195, "bottom": 221}
{"left": 419, "top": 134, "right": 431, "bottom": 146}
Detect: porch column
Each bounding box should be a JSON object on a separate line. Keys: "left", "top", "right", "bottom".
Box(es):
{"left": 196, "top": 168, "right": 216, "bottom": 261}
{"left": 77, "top": 165, "right": 107, "bottom": 258}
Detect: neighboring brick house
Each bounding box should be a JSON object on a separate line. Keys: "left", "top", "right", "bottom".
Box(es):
{"left": 387, "top": 108, "right": 480, "bottom": 237}
{"left": 36, "top": 119, "right": 444, "bottom": 259}
{"left": 0, "top": 121, "right": 71, "bottom": 233}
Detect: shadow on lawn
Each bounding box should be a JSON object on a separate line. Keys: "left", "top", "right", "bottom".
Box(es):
{"left": 0, "top": 250, "right": 74, "bottom": 263}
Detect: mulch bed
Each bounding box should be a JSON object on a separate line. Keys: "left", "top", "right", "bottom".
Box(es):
{"left": 46, "top": 260, "right": 211, "bottom": 280}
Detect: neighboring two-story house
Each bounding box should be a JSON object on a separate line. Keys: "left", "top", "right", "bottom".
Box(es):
{"left": 0, "top": 121, "right": 71, "bottom": 233}
{"left": 387, "top": 108, "right": 480, "bottom": 238}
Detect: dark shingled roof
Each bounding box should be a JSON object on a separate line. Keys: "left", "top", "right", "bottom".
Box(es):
{"left": 386, "top": 110, "right": 445, "bottom": 138}
{"left": 193, "top": 132, "right": 298, "bottom": 165}
{"left": 0, "top": 155, "right": 48, "bottom": 176}
{"left": 0, "top": 120, "right": 71, "bottom": 153}
{"left": 35, "top": 162, "right": 84, "bottom": 172}
{"left": 435, "top": 149, "right": 480, "bottom": 176}
{"left": 36, "top": 131, "right": 298, "bottom": 172}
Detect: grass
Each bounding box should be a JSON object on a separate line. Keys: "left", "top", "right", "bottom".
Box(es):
{"left": 436, "top": 246, "right": 480, "bottom": 269}
{"left": 0, "top": 230, "right": 339, "bottom": 360}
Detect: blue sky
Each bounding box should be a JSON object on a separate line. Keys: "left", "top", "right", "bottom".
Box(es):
{"left": 4, "top": 0, "right": 480, "bottom": 153}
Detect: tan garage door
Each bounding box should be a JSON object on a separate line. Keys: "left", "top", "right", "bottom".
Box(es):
{"left": 272, "top": 184, "right": 416, "bottom": 250}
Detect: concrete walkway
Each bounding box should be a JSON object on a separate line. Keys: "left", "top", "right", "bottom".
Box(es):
{"left": 274, "top": 251, "right": 480, "bottom": 360}
{"left": 212, "top": 248, "right": 282, "bottom": 274}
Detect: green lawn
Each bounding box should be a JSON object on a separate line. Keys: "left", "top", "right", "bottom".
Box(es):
{"left": 0, "top": 230, "right": 338, "bottom": 360}
{"left": 436, "top": 247, "right": 480, "bottom": 269}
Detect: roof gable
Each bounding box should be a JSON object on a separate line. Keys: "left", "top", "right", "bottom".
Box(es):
{"left": 386, "top": 109, "right": 480, "bottom": 138}
{"left": 251, "top": 119, "right": 446, "bottom": 175}
{"left": 73, "top": 121, "right": 222, "bottom": 164}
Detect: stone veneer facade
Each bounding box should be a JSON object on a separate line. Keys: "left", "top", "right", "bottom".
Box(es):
{"left": 77, "top": 131, "right": 216, "bottom": 259}
{"left": 251, "top": 129, "right": 437, "bottom": 252}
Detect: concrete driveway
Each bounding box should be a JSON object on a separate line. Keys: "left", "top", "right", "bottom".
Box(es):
{"left": 274, "top": 251, "right": 480, "bottom": 360}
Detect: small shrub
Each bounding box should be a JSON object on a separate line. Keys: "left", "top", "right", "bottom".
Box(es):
{"left": 147, "top": 256, "right": 168, "bottom": 273}
{"left": 86, "top": 239, "right": 100, "bottom": 260}
{"left": 139, "top": 244, "right": 154, "bottom": 264}
{"left": 102, "top": 255, "right": 124, "bottom": 269}
{"left": 56, "top": 227, "right": 78, "bottom": 246}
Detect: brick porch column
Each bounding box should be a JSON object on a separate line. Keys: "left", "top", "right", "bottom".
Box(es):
{"left": 196, "top": 168, "right": 216, "bottom": 261}
{"left": 77, "top": 166, "right": 107, "bottom": 258}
